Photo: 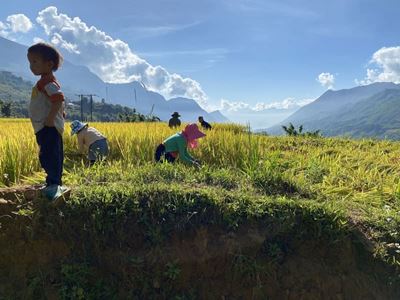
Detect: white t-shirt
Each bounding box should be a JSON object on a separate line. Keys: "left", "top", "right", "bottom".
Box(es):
{"left": 29, "top": 76, "right": 65, "bottom": 135}
{"left": 77, "top": 127, "right": 106, "bottom": 152}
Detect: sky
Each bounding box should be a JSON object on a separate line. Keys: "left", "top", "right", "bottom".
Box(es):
{"left": 1, "top": 0, "right": 400, "bottom": 117}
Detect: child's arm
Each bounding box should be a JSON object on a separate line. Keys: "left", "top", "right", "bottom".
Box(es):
{"left": 177, "top": 138, "right": 196, "bottom": 165}
{"left": 45, "top": 100, "right": 62, "bottom": 127}
{"left": 44, "top": 81, "right": 64, "bottom": 127}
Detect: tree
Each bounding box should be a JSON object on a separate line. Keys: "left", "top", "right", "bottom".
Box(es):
{"left": 118, "top": 109, "right": 160, "bottom": 123}
{"left": 282, "top": 123, "right": 321, "bottom": 137}
{"left": 1, "top": 101, "right": 12, "bottom": 117}
{"left": 282, "top": 123, "right": 297, "bottom": 136}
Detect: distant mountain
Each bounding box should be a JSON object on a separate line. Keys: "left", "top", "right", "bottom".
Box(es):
{"left": 208, "top": 110, "right": 229, "bottom": 123}
{"left": 282, "top": 83, "right": 399, "bottom": 124}
{"left": 0, "top": 71, "right": 31, "bottom": 101}
{"left": 104, "top": 81, "right": 169, "bottom": 118}
{"left": 267, "top": 83, "right": 400, "bottom": 139}
{"left": 0, "top": 36, "right": 228, "bottom": 123}
{"left": 165, "top": 97, "right": 227, "bottom": 123}
{"left": 321, "top": 89, "right": 400, "bottom": 139}
{"left": 0, "top": 36, "right": 33, "bottom": 80}
{"left": 0, "top": 71, "right": 161, "bottom": 121}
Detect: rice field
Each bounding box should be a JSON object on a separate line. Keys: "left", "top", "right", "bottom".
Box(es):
{"left": 0, "top": 119, "right": 253, "bottom": 185}
{"left": 1, "top": 118, "right": 400, "bottom": 198}
{"left": 1, "top": 118, "right": 400, "bottom": 290}
{"left": 2, "top": 118, "right": 400, "bottom": 221}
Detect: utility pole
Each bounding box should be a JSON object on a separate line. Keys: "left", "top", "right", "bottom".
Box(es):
{"left": 90, "top": 94, "right": 93, "bottom": 122}
{"left": 75, "top": 94, "right": 83, "bottom": 121}
{"left": 76, "top": 94, "right": 98, "bottom": 121}
{"left": 134, "top": 88, "right": 137, "bottom": 109}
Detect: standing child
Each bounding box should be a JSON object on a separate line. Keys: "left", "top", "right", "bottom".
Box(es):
{"left": 70, "top": 120, "right": 109, "bottom": 165}
{"left": 27, "top": 43, "right": 68, "bottom": 202}
{"left": 155, "top": 123, "right": 206, "bottom": 167}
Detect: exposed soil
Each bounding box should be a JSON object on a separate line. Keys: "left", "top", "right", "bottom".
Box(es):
{"left": 0, "top": 186, "right": 399, "bottom": 299}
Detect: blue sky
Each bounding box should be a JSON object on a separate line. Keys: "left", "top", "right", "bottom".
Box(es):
{"left": 1, "top": 0, "right": 400, "bottom": 114}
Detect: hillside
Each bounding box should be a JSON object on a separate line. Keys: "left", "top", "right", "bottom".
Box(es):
{"left": 208, "top": 109, "right": 229, "bottom": 123}
{"left": 268, "top": 82, "right": 400, "bottom": 138}
{"left": 0, "top": 71, "right": 32, "bottom": 102}
{"left": 322, "top": 89, "right": 400, "bottom": 138}
{"left": 0, "top": 120, "right": 399, "bottom": 298}
{"left": 0, "top": 71, "right": 158, "bottom": 121}
{"left": 0, "top": 36, "right": 228, "bottom": 123}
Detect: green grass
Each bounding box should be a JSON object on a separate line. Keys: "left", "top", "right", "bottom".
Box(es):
{"left": 1, "top": 120, "right": 400, "bottom": 297}
{"left": 17, "top": 159, "right": 400, "bottom": 271}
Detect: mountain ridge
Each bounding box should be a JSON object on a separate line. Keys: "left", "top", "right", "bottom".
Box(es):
{"left": 267, "top": 83, "right": 400, "bottom": 139}
{"left": 0, "top": 36, "right": 228, "bottom": 123}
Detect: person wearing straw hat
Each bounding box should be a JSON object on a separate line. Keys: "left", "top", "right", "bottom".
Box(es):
{"left": 70, "top": 120, "right": 109, "bottom": 165}
{"left": 168, "top": 112, "right": 181, "bottom": 128}
{"left": 155, "top": 123, "right": 205, "bottom": 167}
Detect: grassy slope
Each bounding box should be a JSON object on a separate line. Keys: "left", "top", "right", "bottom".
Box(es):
{"left": 13, "top": 137, "right": 400, "bottom": 272}
{"left": 4, "top": 162, "right": 399, "bottom": 297}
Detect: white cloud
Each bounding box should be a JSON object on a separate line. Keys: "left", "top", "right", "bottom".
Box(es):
{"left": 218, "top": 97, "right": 314, "bottom": 112}
{"left": 357, "top": 46, "right": 400, "bottom": 85}
{"left": 36, "top": 6, "right": 208, "bottom": 107}
{"left": 0, "top": 14, "right": 33, "bottom": 38}
{"left": 317, "top": 72, "right": 335, "bottom": 89}
{"left": 254, "top": 98, "right": 314, "bottom": 110}
{"left": 6, "top": 14, "right": 33, "bottom": 33}
{"left": 33, "top": 36, "right": 46, "bottom": 44}
{"left": 0, "top": 21, "right": 7, "bottom": 37}
{"left": 51, "top": 33, "right": 80, "bottom": 54}
{"left": 126, "top": 21, "right": 202, "bottom": 39}
{"left": 219, "top": 99, "right": 250, "bottom": 112}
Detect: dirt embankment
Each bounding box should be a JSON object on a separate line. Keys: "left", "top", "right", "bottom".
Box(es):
{"left": 0, "top": 187, "right": 399, "bottom": 299}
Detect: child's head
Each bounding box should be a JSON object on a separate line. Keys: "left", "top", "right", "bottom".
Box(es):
{"left": 70, "top": 120, "right": 88, "bottom": 136}
{"left": 27, "top": 43, "right": 63, "bottom": 76}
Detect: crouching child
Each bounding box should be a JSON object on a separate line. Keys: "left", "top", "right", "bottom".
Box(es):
{"left": 70, "top": 120, "right": 109, "bottom": 165}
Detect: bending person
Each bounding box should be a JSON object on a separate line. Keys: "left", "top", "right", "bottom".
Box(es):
{"left": 70, "top": 120, "right": 109, "bottom": 165}
{"left": 155, "top": 123, "right": 205, "bottom": 167}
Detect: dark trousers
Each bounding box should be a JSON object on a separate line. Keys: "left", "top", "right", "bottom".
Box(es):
{"left": 35, "top": 126, "right": 64, "bottom": 186}
{"left": 155, "top": 144, "right": 176, "bottom": 163}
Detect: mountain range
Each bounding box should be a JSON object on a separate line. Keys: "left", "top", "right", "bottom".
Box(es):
{"left": 3, "top": 36, "right": 400, "bottom": 138}
{"left": 267, "top": 82, "right": 400, "bottom": 139}
{"left": 0, "top": 36, "right": 228, "bottom": 123}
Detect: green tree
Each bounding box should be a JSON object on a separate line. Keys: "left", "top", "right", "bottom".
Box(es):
{"left": 1, "top": 101, "right": 12, "bottom": 117}
{"left": 282, "top": 123, "right": 321, "bottom": 137}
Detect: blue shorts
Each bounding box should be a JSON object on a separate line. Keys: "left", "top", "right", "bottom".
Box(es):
{"left": 88, "top": 138, "right": 109, "bottom": 162}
